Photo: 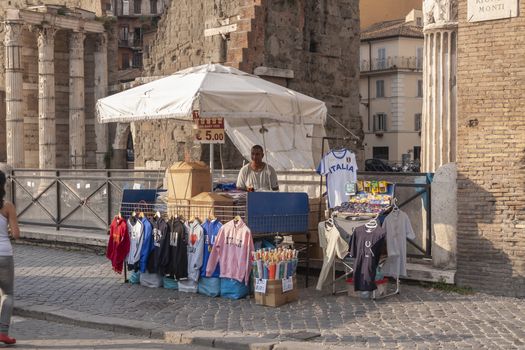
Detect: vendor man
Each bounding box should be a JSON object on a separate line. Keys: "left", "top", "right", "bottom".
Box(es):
{"left": 236, "top": 145, "right": 279, "bottom": 191}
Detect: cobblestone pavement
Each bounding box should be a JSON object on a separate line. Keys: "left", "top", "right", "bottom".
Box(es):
{"left": 6, "top": 316, "right": 212, "bottom": 349}
{"left": 12, "top": 244, "right": 525, "bottom": 349}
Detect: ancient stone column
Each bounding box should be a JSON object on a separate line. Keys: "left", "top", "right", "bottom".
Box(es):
{"left": 111, "top": 123, "right": 130, "bottom": 169}
{"left": 4, "top": 21, "right": 24, "bottom": 168}
{"left": 422, "top": 0, "right": 457, "bottom": 172}
{"left": 69, "top": 31, "right": 86, "bottom": 169}
{"left": 37, "top": 26, "right": 57, "bottom": 169}
{"left": 94, "top": 34, "right": 109, "bottom": 169}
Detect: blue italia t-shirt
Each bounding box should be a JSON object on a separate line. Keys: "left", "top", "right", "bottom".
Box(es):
{"left": 317, "top": 149, "right": 358, "bottom": 208}
{"left": 201, "top": 219, "right": 223, "bottom": 278}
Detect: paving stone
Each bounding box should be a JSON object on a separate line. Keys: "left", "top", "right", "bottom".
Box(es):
{"left": 10, "top": 244, "right": 525, "bottom": 349}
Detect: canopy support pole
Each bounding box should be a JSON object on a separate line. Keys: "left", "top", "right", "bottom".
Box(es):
{"left": 210, "top": 143, "right": 214, "bottom": 190}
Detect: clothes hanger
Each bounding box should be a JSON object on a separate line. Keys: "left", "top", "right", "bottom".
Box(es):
{"left": 233, "top": 215, "right": 241, "bottom": 222}
{"left": 392, "top": 198, "right": 399, "bottom": 211}
{"left": 365, "top": 213, "right": 379, "bottom": 231}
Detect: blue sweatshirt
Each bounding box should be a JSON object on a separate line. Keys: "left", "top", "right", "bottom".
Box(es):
{"left": 201, "top": 219, "right": 222, "bottom": 278}
{"left": 139, "top": 217, "right": 154, "bottom": 273}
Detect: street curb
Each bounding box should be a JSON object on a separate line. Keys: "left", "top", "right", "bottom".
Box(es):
{"left": 13, "top": 304, "right": 343, "bottom": 349}
{"left": 13, "top": 303, "right": 166, "bottom": 339}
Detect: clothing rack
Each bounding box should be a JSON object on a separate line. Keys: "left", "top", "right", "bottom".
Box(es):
{"left": 114, "top": 191, "right": 312, "bottom": 287}
{"left": 329, "top": 201, "right": 402, "bottom": 300}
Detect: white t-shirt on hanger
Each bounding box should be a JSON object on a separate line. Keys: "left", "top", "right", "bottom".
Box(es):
{"left": 317, "top": 149, "right": 358, "bottom": 208}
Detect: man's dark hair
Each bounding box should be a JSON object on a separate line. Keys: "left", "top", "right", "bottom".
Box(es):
{"left": 0, "top": 171, "right": 5, "bottom": 210}
{"left": 251, "top": 145, "right": 263, "bottom": 153}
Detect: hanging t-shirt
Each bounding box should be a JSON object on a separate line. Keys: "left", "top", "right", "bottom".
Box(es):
{"left": 349, "top": 224, "right": 387, "bottom": 291}
{"left": 381, "top": 209, "right": 415, "bottom": 278}
{"left": 126, "top": 218, "right": 144, "bottom": 267}
{"left": 184, "top": 220, "right": 204, "bottom": 283}
{"left": 317, "top": 149, "right": 358, "bottom": 208}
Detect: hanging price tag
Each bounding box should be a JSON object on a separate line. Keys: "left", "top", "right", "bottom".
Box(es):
{"left": 255, "top": 278, "right": 267, "bottom": 293}
{"left": 282, "top": 277, "right": 294, "bottom": 293}
{"left": 194, "top": 117, "right": 225, "bottom": 144}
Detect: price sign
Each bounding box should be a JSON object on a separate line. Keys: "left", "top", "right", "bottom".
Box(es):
{"left": 282, "top": 277, "right": 294, "bottom": 293}
{"left": 194, "top": 117, "right": 225, "bottom": 144}
{"left": 255, "top": 278, "right": 267, "bottom": 293}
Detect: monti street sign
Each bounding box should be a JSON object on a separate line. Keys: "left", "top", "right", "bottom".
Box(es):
{"left": 468, "top": 0, "right": 519, "bottom": 22}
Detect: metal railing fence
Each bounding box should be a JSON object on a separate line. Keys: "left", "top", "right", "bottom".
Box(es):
{"left": 7, "top": 168, "right": 432, "bottom": 258}
{"left": 7, "top": 169, "right": 164, "bottom": 231}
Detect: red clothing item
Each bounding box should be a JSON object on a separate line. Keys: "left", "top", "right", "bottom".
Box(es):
{"left": 106, "top": 217, "right": 130, "bottom": 274}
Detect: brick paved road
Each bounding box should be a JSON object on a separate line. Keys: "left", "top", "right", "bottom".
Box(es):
{"left": 12, "top": 244, "right": 525, "bottom": 349}
{"left": 6, "top": 316, "right": 212, "bottom": 350}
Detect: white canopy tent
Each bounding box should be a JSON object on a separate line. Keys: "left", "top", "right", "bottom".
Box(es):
{"left": 96, "top": 64, "right": 327, "bottom": 170}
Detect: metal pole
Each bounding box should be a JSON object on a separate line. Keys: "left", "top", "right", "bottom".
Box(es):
{"left": 210, "top": 143, "right": 214, "bottom": 190}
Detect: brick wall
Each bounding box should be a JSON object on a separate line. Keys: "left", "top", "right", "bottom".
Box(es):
{"left": 137, "top": 0, "right": 361, "bottom": 169}
{"left": 456, "top": 0, "right": 525, "bottom": 296}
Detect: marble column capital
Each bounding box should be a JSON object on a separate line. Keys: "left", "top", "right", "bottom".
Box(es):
{"left": 3, "top": 21, "right": 23, "bottom": 46}
{"left": 35, "top": 25, "right": 58, "bottom": 48}
{"left": 94, "top": 33, "right": 108, "bottom": 52}
{"left": 69, "top": 31, "right": 86, "bottom": 50}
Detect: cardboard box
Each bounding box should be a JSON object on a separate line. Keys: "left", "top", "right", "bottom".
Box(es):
{"left": 292, "top": 228, "right": 319, "bottom": 244}
{"left": 307, "top": 244, "right": 324, "bottom": 260}
{"left": 254, "top": 277, "right": 298, "bottom": 307}
{"left": 166, "top": 161, "right": 211, "bottom": 200}
{"left": 190, "top": 192, "right": 234, "bottom": 222}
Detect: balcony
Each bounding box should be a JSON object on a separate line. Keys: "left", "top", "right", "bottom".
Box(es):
{"left": 118, "top": 37, "right": 143, "bottom": 48}
{"left": 360, "top": 56, "right": 423, "bottom": 73}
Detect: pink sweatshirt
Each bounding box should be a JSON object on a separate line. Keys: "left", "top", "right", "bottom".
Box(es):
{"left": 205, "top": 218, "right": 254, "bottom": 285}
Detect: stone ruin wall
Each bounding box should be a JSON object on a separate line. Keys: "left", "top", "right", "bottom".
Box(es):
{"left": 136, "top": 0, "right": 361, "bottom": 169}
{"left": 0, "top": 1, "right": 119, "bottom": 167}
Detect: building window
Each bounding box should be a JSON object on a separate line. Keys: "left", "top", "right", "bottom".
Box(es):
{"left": 377, "top": 48, "right": 386, "bottom": 69}
{"left": 122, "top": 0, "right": 129, "bottom": 15}
{"left": 417, "top": 80, "right": 423, "bottom": 97}
{"left": 119, "top": 26, "right": 129, "bottom": 40}
{"left": 416, "top": 17, "right": 422, "bottom": 26}
{"left": 416, "top": 47, "right": 423, "bottom": 69}
{"left": 134, "top": 0, "right": 141, "bottom": 14}
{"left": 376, "top": 80, "right": 385, "bottom": 98}
{"left": 374, "top": 113, "right": 387, "bottom": 132}
{"left": 414, "top": 113, "right": 422, "bottom": 131}
{"left": 413, "top": 146, "right": 421, "bottom": 161}
{"left": 373, "top": 147, "right": 389, "bottom": 160}
{"left": 122, "top": 53, "right": 130, "bottom": 69}
{"left": 150, "top": 0, "right": 157, "bottom": 14}
{"left": 132, "top": 52, "right": 143, "bottom": 68}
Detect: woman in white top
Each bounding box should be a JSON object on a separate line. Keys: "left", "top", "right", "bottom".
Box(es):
{"left": 0, "top": 171, "right": 19, "bottom": 345}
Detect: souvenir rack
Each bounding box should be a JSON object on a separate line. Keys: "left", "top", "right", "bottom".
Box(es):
{"left": 117, "top": 191, "right": 312, "bottom": 286}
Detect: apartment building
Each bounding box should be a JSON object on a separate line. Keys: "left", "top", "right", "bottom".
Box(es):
{"left": 109, "top": 0, "right": 168, "bottom": 82}
{"left": 359, "top": 9, "right": 424, "bottom": 166}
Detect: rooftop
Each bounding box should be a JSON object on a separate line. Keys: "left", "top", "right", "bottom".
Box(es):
{"left": 361, "top": 18, "right": 423, "bottom": 41}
